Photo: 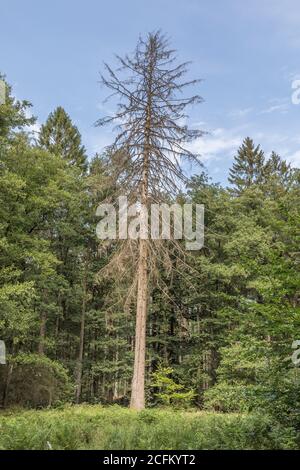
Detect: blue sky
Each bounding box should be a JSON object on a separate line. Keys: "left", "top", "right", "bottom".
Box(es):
{"left": 2, "top": 0, "right": 300, "bottom": 184}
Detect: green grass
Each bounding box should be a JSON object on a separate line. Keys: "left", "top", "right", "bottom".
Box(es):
{"left": 0, "top": 405, "right": 297, "bottom": 450}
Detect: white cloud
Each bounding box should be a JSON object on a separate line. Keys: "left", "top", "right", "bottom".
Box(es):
{"left": 228, "top": 107, "right": 253, "bottom": 118}
{"left": 188, "top": 127, "right": 242, "bottom": 163}
{"left": 23, "top": 106, "right": 41, "bottom": 136}
{"left": 259, "top": 98, "right": 290, "bottom": 115}
{"left": 82, "top": 129, "right": 112, "bottom": 155}
{"left": 260, "top": 104, "right": 289, "bottom": 114}
{"left": 29, "top": 122, "right": 41, "bottom": 135}
{"left": 285, "top": 149, "right": 300, "bottom": 166}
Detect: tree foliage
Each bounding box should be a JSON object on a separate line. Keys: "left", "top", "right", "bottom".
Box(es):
{"left": 0, "top": 40, "right": 299, "bottom": 444}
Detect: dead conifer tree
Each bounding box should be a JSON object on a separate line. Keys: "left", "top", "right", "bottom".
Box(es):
{"left": 96, "top": 31, "right": 203, "bottom": 409}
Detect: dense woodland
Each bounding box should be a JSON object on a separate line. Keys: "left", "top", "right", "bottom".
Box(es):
{"left": 1, "top": 33, "right": 300, "bottom": 439}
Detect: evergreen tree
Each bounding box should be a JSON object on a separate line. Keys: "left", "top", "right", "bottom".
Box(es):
{"left": 228, "top": 137, "right": 265, "bottom": 194}
{"left": 97, "top": 31, "right": 203, "bottom": 409}
{"left": 39, "top": 106, "right": 87, "bottom": 172}
{"left": 263, "top": 151, "right": 293, "bottom": 193}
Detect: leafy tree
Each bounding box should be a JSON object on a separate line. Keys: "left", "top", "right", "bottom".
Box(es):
{"left": 1, "top": 61, "right": 300, "bottom": 448}
{"left": 0, "top": 74, "right": 35, "bottom": 140}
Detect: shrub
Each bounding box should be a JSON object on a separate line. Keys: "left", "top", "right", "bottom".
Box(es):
{"left": 150, "top": 366, "right": 195, "bottom": 408}
{"left": 0, "top": 353, "right": 73, "bottom": 408}
{"left": 204, "top": 382, "right": 267, "bottom": 413}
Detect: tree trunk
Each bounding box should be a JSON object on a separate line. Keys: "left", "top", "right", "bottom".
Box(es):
{"left": 2, "top": 363, "right": 13, "bottom": 408}
{"left": 75, "top": 273, "right": 87, "bottom": 404}
{"left": 130, "top": 113, "right": 150, "bottom": 409}
{"left": 130, "top": 40, "right": 155, "bottom": 410}
{"left": 113, "top": 333, "right": 119, "bottom": 400}
{"left": 130, "top": 238, "right": 148, "bottom": 409}
{"left": 38, "top": 312, "right": 47, "bottom": 355}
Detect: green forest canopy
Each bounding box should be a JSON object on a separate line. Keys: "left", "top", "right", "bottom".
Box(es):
{"left": 0, "top": 67, "right": 300, "bottom": 434}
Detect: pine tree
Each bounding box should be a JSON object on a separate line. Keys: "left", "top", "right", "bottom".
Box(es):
{"left": 228, "top": 137, "right": 265, "bottom": 194}
{"left": 97, "top": 31, "right": 203, "bottom": 409}
{"left": 39, "top": 106, "right": 87, "bottom": 172}
{"left": 263, "top": 151, "right": 293, "bottom": 192}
